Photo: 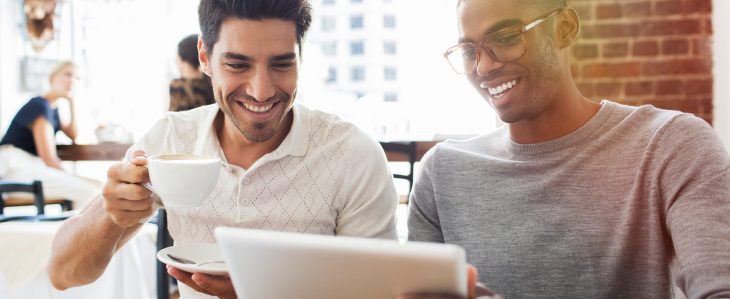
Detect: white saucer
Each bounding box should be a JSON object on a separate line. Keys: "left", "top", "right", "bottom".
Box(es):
{"left": 157, "top": 243, "right": 228, "bottom": 276}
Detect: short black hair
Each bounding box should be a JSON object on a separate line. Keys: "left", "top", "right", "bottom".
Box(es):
{"left": 178, "top": 34, "right": 201, "bottom": 69}
{"left": 198, "top": 0, "right": 312, "bottom": 54}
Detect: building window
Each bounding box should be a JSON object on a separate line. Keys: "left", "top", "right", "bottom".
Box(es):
{"left": 350, "top": 41, "right": 364, "bottom": 55}
{"left": 326, "top": 67, "right": 337, "bottom": 84}
{"left": 384, "top": 67, "right": 397, "bottom": 81}
{"left": 384, "top": 92, "right": 398, "bottom": 102}
{"left": 351, "top": 66, "right": 365, "bottom": 82}
{"left": 321, "top": 42, "right": 337, "bottom": 57}
{"left": 384, "top": 41, "right": 397, "bottom": 55}
{"left": 323, "top": 0, "right": 335, "bottom": 5}
{"left": 384, "top": 14, "right": 396, "bottom": 29}
{"left": 321, "top": 16, "right": 336, "bottom": 31}
{"left": 350, "top": 15, "right": 363, "bottom": 29}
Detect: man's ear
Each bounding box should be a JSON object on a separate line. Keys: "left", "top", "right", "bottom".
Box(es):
{"left": 556, "top": 7, "right": 580, "bottom": 49}
{"left": 198, "top": 37, "right": 212, "bottom": 76}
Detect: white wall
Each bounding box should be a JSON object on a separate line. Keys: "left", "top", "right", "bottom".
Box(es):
{"left": 714, "top": 0, "right": 730, "bottom": 150}
{"left": 0, "top": 1, "right": 75, "bottom": 134}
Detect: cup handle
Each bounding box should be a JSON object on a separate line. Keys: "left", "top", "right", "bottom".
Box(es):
{"left": 142, "top": 182, "right": 156, "bottom": 193}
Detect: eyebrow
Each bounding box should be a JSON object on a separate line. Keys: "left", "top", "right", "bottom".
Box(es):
{"left": 459, "top": 18, "right": 522, "bottom": 43}
{"left": 222, "top": 52, "right": 297, "bottom": 63}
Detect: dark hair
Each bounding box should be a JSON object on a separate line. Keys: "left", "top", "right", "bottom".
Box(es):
{"left": 178, "top": 34, "right": 201, "bottom": 69}
{"left": 198, "top": 0, "right": 312, "bottom": 54}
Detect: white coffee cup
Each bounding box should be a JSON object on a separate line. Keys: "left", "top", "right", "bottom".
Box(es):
{"left": 146, "top": 154, "right": 221, "bottom": 208}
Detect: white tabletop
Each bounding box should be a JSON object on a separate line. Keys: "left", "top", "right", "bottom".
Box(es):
{"left": 0, "top": 221, "right": 157, "bottom": 299}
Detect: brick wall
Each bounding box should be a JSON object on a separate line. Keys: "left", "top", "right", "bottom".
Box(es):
{"left": 569, "top": 0, "right": 713, "bottom": 123}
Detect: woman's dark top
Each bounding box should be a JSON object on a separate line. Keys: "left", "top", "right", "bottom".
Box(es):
{"left": 0, "top": 96, "right": 60, "bottom": 155}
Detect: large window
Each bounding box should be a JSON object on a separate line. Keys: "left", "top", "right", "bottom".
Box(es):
{"left": 323, "top": 0, "right": 335, "bottom": 5}
{"left": 384, "top": 92, "right": 398, "bottom": 102}
{"left": 326, "top": 67, "right": 337, "bottom": 84}
{"left": 350, "top": 15, "right": 363, "bottom": 29}
{"left": 321, "top": 42, "right": 337, "bottom": 57}
{"left": 384, "top": 41, "right": 397, "bottom": 55}
{"left": 350, "top": 41, "right": 364, "bottom": 56}
{"left": 351, "top": 66, "right": 365, "bottom": 82}
{"left": 321, "top": 16, "right": 336, "bottom": 31}
{"left": 384, "top": 67, "right": 397, "bottom": 81}
{"left": 384, "top": 14, "right": 396, "bottom": 29}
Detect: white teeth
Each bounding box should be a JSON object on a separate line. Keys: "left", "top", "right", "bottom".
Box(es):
{"left": 484, "top": 79, "right": 518, "bottom": 96}
{"left": 242, "top": 102, "right": 274, "bottom": 113}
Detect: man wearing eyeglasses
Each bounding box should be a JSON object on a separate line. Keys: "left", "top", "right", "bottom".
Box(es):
{"left": 402, "top": 0, "right": 730, "bottom": 298}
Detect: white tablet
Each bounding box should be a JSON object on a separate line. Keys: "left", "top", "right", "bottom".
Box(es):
{"left": 215, "top": 227, "right": 467, "bottom": 299}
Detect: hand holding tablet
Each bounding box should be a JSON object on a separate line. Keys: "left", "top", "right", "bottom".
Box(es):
{"left": 215, "top": 227, "right": 468, "bottom": 299}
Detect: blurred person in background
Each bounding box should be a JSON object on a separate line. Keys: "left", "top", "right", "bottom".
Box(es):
{"left": 0, "top": 61, "right": 101, "bottom": 210}
{"left": 169, "top": 33, "right": 215, "bottom": 112}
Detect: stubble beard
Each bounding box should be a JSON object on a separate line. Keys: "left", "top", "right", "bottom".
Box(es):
{"left": 215, "top": 87, "right": 289, "bottom": 143}
{"left": 499, "top": 39, "right": 562, "bottom": 124}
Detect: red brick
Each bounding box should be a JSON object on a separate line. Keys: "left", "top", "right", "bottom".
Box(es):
{"left": 623, "top": 2, "right": 652, "bottom": 18}
{"left": 596, "top": 82, "right": 623, "bottom": 97}
{"left": 573, "top": 4, "right": 593, "bottom": 21}
{"left": 692, "top": 37, "right": 712, "bottom": 56}
{"left": 625, "top": 81, "right": 654, "bottom": 96}
{"left": 596, "top": 4, "right": 622, "bottom": 19}
{"left": 642, "top": 59, "right": 711, "bottom": 76}
{"left": 644, "top": 99, "right": 700, "bottom": 114}
{"left": 573, "top": 43, "right": 598, "bottom": 59}
{"left": 580, "top": 25, "right": 596, "bottom": 39}
{"left": 683, "top": 0, "right": 712, "bottom": 14}
{"left": 655, "top": 1, "right": 684, "bottom": 15}
{"left": 584, "top": 62, "right": 642, "bottom": 78}
{"left": 633, "top": 41, "right": 659, "bottom": 56}
{"left": 576, "top": 82, "right": 595, "bottom": 98}
{"left": 642, "top": 20, "right": 701, "bottom": 36}
{"left": 662, "top": 39, "right": 689, "bottom": 55}
{"left": 704, "top": 18, "right": 713, "bottom": 35}
{"left": 685, "top": 78, "right": 713, "bottom": 95}
{"left": 603, "top": 42, "right": 629, "bottom": 58}
{"left": 701, "top": 97, "right": 713, "bottom": 115}
{"left": 656, "top": 80, "right": 684, "bottom": 95}
{"left": 594, "top": 23, "right": 641, "bottom": 38}
{"left": 571, "top": 64, "right": 581, "bottom": 78}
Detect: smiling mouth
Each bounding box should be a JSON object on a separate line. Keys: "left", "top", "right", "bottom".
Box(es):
{"left": 480, "top": 79, "right": 519, "bottom": 99}
{"left": 239, "top": 101, "right": 275, "bottom": 113}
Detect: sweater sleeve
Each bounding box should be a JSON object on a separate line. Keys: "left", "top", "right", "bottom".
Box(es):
{"left": 407, "top": 145, "right": 445, "bottom": 243}
{"left": 656, "top": 114, "right": 730, "bottom": 298}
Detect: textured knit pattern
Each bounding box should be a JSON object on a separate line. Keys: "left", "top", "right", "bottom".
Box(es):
{"left": 408, "top": 100, "right": 730, "bottom": 299}
{"left": 128, "top": 104, "right": 398, "bottom": 299}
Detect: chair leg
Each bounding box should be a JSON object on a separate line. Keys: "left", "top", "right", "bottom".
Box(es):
{"left": 32, "top": 180, "right": 45, "bottom": 215}
{"left": 61, "top": 200, "right": 73, "bottom": 212}
{"left": 157, "top": 209, "right": 172, "bottom": 299}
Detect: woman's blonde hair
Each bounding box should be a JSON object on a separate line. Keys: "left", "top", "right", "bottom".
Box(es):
{"left": 48, "top": 60, "right": 75, "bottom": 83}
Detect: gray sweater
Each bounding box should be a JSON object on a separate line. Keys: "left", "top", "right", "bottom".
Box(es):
{"left": 408, "top": 101, "right": 730, "bottom": 298}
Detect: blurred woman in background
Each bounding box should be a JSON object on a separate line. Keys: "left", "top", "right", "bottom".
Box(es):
{"left": 0, "top": 61, "right": 101, "bottom": 210}
{"left": 169, "top": 34, "right": 214, "bottom": 111}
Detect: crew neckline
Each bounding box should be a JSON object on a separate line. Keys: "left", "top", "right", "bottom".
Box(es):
{"left": 505, "top": 100, "right": 616, "bottom": 156}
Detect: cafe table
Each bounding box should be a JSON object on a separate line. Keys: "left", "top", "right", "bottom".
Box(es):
{"left": 0, "top": 221, "right": 157, "bottom": 299}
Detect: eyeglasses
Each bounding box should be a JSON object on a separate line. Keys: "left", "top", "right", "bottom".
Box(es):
{"left": 443, "top": 7, "right": 564, "bottom": 74}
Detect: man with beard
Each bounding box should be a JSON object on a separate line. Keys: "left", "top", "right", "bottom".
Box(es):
{"left": 47, "top": 1, "right": 397, "bottom": 298}
{"left": 404, "top": 0, "right": 730, "bottom": 298}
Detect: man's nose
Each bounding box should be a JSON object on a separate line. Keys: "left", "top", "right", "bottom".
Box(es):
{"left": 475, "top": 48, "right": 504, "bottom": 76}
{"left": 247, "top": 68, "right": 276, "bottom": 102}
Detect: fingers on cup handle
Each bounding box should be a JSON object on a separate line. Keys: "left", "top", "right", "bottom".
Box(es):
{"left": 130, "top": 150, "right": 148, "bottom": 166}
